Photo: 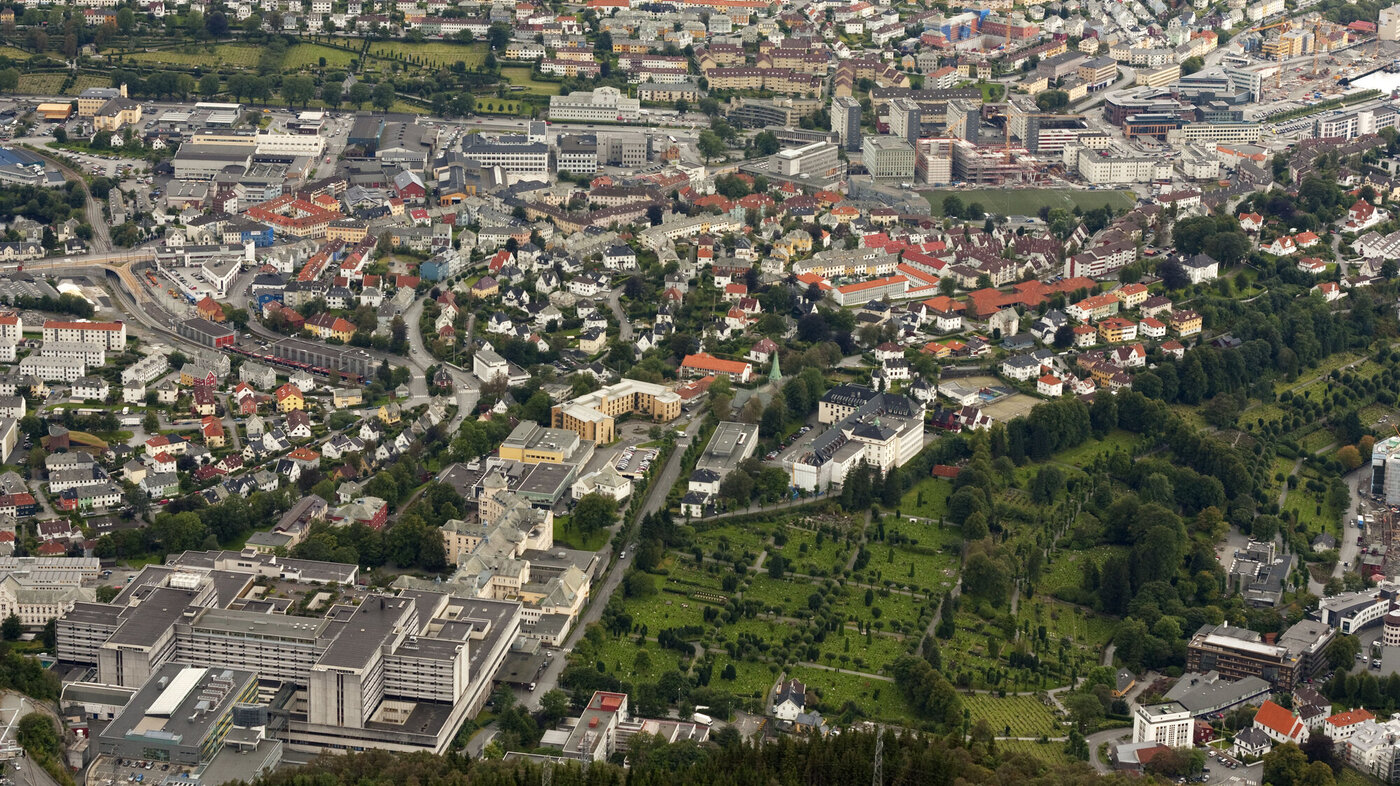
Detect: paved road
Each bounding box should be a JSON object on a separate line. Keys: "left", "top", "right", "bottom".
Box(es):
{"left": 606, "top": 285, "right": 634, "bottom": 342}
{"left": 521, "top": 416, "right": 705, "bottom": 712}
{"left": 23, "top": 144, "right": 111, "bottom": 252}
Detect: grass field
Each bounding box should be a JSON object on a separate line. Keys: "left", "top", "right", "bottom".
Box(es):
{"left": 997, "top": 739, "right": 1077, "bottom": 765}
{"left": 923, "top": 188, "right": 1135, "bottom": 218}
{"left": 284, "top": 43, "right": 358, "bottom": 70}
{"left": 1053, "top": 429, "right": 1138, "bottom": 469}
{"left": 14, "top": 73, "right": 64, "bottom": 95}
{"left": 964, "top": 694, "right": 1065, "bottom": 737}
{"left": 368, "top": 41, "right": 488, "bottom": 69}
{"left": 68, "top": 74, "right": 109, "bottom": 95}
{"left": 500, "top": 66, "right": 562, "bottom": 96}
{"left": 123, "top": 44, "right": 262, "bottom": 68}
{"left": 0, "top": 45, "right": 32, "bottom": 61}
{"left": 899, "top": 477, "right": 952, "bottom": 521}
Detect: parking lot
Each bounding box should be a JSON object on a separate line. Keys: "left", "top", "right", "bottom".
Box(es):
{"left": 87, "top": 755, "right": 196, "bottom": 786}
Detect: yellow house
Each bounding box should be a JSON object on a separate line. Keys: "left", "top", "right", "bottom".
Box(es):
{"left": 306, "top": 314, "right": 356, "bottom": 342}
{"left": 378, "top": 402, "right": 402, "bottom": 425}
{"left": 93, "top": 98, "right": 142, "bottom": 132}
{"left": 1113, "top": 283, "right": 1149, "bottom": 309}
{"left": 1170, "top": 309, "right": 1202, "bottom": 337}
{"left": 776, "top": 230, "right": 813, "bottom": 260}
{"left": 276, "top": 384, "right": 305, "bottom": 413}
{"left": 326, "top": 220, "right": 369, "bottom": 243}
{"left": 579, "top": 328, "right": 607, "bottom": 355}
{"left": 332, "top": 388, "right": 364, "bottom": 408}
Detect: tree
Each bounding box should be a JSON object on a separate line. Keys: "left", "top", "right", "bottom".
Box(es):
{"left": 754, "top": 130, "right": 780, "bottom": 156}
{"left": 572, "top": 493, "right": 617, "bottom": 536}
{"left": 942, "top": 194, "right": 964, "bottom": 218}
{"left": 372, "top": 81, "right": 396, "bottom": 112}
{"left": 116, "top": 6, "right": 136, "bottom": 33}
{"left": 1338, "top": 445, "right": 1363, "bottom": 471}
{"left": 16, "top": 713, "right": 59, "bottom": 758}
{"left": 539, "top": 689, "right": 571, "bottom": 725}
{"left": 0, "top": 69, "right": 18, "bottom": 93}
{"left": 282, "top": 74, "right": 315, "bottom": 108}
{"left": 0, "top": 613, "right": 19, "bottom": 641}
{"left": 697, "top": 130, "right": 725, "bottom": 163}
{"left": 1158, "top": 258, "right": 1189, "bottom": 290}
{"left": 348, "top": 81, "right": 372, "bottom": 109}
{"left": 1181, "top": 55, "right": 1204, "bottom": 75}
{"left": 1264, "top": 743, "right": 1314, "bottom": 786}
{"left": 1035, "top": 90, "right": 1069, "bottom": 112}
{"left": 206, "top": 9, "right": 229, "bottom": 36}
{"left": 1064, "top": 691, "right": 1104, "bottom": 733}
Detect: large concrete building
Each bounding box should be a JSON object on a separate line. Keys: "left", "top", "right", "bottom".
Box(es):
{"left": 1184, "top": 621, "right": 1333, "bottom": 689}
{"left": 861, "top": 136, "right": 916, "bottom": 181}
{"left": 549, "top": 87, "right": 641, "bottom": 122}
{"left": 832, "top": 96, "right": 863, "bottom": 152}
{"left": 56, "top": 551, "right": 520, "bottom": 755}
{"left": 774, "top": 141, "right": 841, "bottom": 178}
{"left": 888, "top": 98, "right": 922, "bottom": 143}
{"left": 551, "top": 378, "right": 682, "bottom": 444}
{"left": 790, "top": 391, "right": 923, "bottom": 491}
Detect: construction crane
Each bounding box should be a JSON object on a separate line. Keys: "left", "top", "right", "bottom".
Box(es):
{"left": 1249, "top": 19, "right": 1293, "bottom": 36}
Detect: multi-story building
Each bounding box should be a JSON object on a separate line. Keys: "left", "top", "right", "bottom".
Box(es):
{"left": 556, "top": 134, "right": 599, "bottom": 176}
{"left": 1185, "top": 621, "right": 1332, "bottom": 689}
{"left": 889, "top": 98, "right": 921, "bottom": 143}
{"left": 914, "top": 138, "right": 955, "bottom": 185}
{"left": 773, "top": 141, "right": 841, "bottom": 178}
{"left": 549, "top": 87, "right": 641, "bottom": 122}
{"left": 790, "top": 392, "right": 923, "bottom": 492}
{"left": 42, "top": 320, "right": 126, "bottom": 350}
{"left": 1133, "top": 703, "right": 1193, "bottom": 748}
{"left": 832, "top": 96, "right": 863, "bottom": 152}
{"left": 552, "top": 378, "right": 683, "bottom": 444}
{"left": 861, "top": 136, "right": 915, "bottom": 181}
{"left": 56, "top": 552, "right": 521, "bottom": 755}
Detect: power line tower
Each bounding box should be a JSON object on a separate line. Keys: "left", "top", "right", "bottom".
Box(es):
{"left": 872, "top": 731, "right": 884, "bottom": 786}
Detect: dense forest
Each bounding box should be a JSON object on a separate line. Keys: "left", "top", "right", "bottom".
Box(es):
{"left": 234, "top": 729, "right": 1145, "bottom": 786}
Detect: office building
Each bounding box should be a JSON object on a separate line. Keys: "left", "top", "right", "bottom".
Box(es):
{"left": 832, "top": 96, "right": 863, "bottom": 152}
{"left": 549, "top": 87, "right": 641, "bottom": 123}
{"left": 552, "top": 378, "right": 682, "bottom": 444}
{"left": 556, "top": 134, "right": 599, "bottom": 176}
{"left": 1373, "top": 436, "right": 1400, "bottom": 504}
{"left": 773, "top": 141, "right": 841, "bottom": 178}
{"left": 1185, "top": 620, "right": 1332, "bottom": 689}
{"left": 97, "top": 664, "right": 260, "bottom": 766}
{"left": 945, "top": 99, "right": 980, "bottom": 143}
{"left": 889, "top": 98, "right": 921, "bottom": 143}
{"left": 862, "top": 136, "right": 916, "bottom": 181}
{"left": 499, "top": 421, "right": 586, "bottom": 465}
{"left": 56, "top": 553, "right": 521, "bottom": 755}
{"left": 1133, "top": 703, "right": 1193, "bottom": 748}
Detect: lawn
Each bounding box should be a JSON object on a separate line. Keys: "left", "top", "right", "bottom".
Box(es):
{"left": 500, "top": 66, "right": 562, "bottom": 96}
{"left": 963, "top": 694, "right": 1065, "bottom": 738}
{"left": 283, "top": 43, "right": 358, "bottom": 70}
{"left": 787, "top": 665, "right": 910, "bottom": 722}
{"left": 923, "top": 188, "right": 1134, "bottom": 218}
{"left": 704, "top": 652, "right": 776, "bottom": 700}
{"left": 774, "top": 525, "right": 849, "bottom": 576}
{"left": 1039, "top": 546, "right": 1122, "bottom": 596}
{"left": 868, "top": 541, "right": 959, "bottom": 596}
{"left": 998, "top": 739, "right": 1077, "bottom": 765}
{"left": 15, "top": 73, "right": 64, "bottom": 95}
{"left": 695, "top": 523, "right": 771, "bottom": 559}
{"left": 1053, "top": 429, "right": 1138, "bottom": 469}
{"left": 123, "top": 44, "right": 262, "bottom": 68}
{"left": 899, "top": 477, "right": 952, "bottom": 521}
{"left": 368, "top": 41, "right": 488, "bottom": 69}
{"left": 1282, "top": 474, "right": 1334, "bottom": 534}
{"left": 67, "top": 74, "right": 110, "bottom": 95}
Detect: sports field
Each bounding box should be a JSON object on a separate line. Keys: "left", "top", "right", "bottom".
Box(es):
{"left": 923, "top": 188, "right": 1135, "bottom": 217}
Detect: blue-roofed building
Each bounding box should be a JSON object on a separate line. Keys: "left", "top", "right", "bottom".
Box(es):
{"left": 0, "top": 146, "right": 63, "bottom": 187}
